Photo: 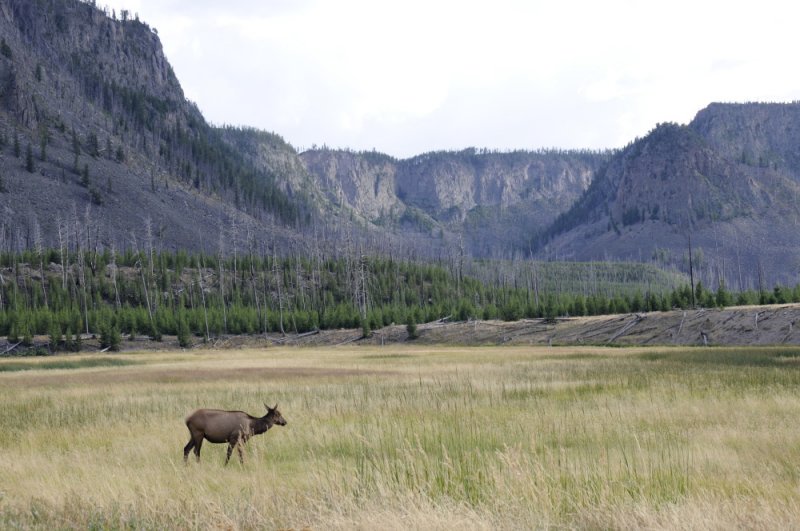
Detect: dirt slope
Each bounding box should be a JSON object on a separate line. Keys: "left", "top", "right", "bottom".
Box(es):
{"left": 354, "top": 304, "right": 800, "bottom": 347}
{"left": 5, "top": 304, "right": 798, "bottom": 355}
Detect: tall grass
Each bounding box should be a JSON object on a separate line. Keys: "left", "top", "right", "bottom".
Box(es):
{"left": 1, "top": 346, "right": 800, "bottom": 528}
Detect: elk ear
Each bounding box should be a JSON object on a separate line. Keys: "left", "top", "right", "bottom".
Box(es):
{"left": 273, "top": 403, "right": 278, "bottom": 410}
{"left": 264, "top": 402, "right": 272, "bottom": 412}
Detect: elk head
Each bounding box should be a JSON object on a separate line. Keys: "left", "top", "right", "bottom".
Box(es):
{"left": 265, "top": 402, "right": 287, "bottom": 426}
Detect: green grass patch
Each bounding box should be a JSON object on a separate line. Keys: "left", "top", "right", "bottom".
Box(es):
{"left": 0, "top": 357, "right": 140, "bottom": 372}
{"left": 637, "top": 348, "right": 800, "bottom": 367}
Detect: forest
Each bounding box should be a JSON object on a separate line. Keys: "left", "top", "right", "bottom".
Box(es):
{"left": 1, "top": 248, "right": 798, "bottom": 353}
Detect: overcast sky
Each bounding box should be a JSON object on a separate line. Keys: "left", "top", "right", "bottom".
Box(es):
{"left": 101, "top": 0, "right": 800, "bottom": 158}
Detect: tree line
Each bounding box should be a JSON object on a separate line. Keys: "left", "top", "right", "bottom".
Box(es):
{"left": 1, "top": 249, "right": 799, "bottom": 353}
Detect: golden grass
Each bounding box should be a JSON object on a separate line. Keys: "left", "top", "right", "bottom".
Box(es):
{"left": 1, "top": 345, "right": 800, "bottom": 529}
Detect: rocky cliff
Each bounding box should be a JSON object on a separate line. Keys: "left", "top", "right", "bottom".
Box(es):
{"left": 299, "top": 148, "right": 605, "bottom": 255}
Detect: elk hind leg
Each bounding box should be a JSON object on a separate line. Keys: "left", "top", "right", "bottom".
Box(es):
{"left": 183, "top": 438, "right": 195, "bottom": 463}
{"left": 193, "top": 436, "right": 203, "bottom": 462}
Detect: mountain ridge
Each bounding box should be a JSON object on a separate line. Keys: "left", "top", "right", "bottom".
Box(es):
{"left": 1, "top": 0, "right": 800, "bottom": 289}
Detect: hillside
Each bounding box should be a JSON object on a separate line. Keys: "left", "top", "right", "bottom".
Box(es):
{"left": 387, "top": 304, "right": 800, "bottom": 347}
{"left": 0, "top": 0, "right": 607, "bottom": 259}
{"left": 2, "top": 0, "right": 800, "bottom": 290}
{"left": 0, "top": 0, "right": 307, "bottom": 254}
{"left": 539, "top": 104, "right": 800, "bottom": 288}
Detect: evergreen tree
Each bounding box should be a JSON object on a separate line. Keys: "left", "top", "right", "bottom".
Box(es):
{"left": 39, "top": 127, "right": 48, "bottom": 161}
{"left": 716, "top": 283, "right": 732, "bottom": 308}
{"left": 7, "top": 321, "right": 19, "bottom": 343}
{"left": 22, "top": 327, "right": 33, "bottom": 347}
{"left": 25, "top": 143, "right": 34, "bottom": 172}
{"left": 0, "top": 37, "right": 11, "bottom": 58}
{"left": 176, "top": 318, "right": 191, "bottom": 347}
{"left": 64, "top": 325, "right": 74, "bottom": 351}
{"left": 99, "top": 322, "right": 121, "bottom": 351}
{"left": 86, "top": 131, "right": 99, "bottom": 158}
{"left": 49, "top": 321, "right": 62, "bottom": 352}
{"left": 406, "top": 315, "right": 419, "bottom": 340}
{"left": 72, "top": 128, "right": 80, "bottom": 172}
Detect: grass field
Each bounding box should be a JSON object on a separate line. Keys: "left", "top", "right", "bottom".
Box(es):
{"left": 2, "top": 345, "right": 800, "bottom": 529}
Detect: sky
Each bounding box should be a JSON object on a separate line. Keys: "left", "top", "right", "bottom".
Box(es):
{"left": 100, "top": 0, "right": 800, "bottom": 158}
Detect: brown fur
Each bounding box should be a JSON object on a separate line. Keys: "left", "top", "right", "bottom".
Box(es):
{"left": 183, "top": 403, "right": 287, "bottom": 465}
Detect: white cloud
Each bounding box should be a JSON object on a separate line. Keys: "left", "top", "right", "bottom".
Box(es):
{"left": 100, "top": 0, "right": 800, "bottom": 157}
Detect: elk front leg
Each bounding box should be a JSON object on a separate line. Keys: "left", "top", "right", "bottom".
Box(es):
{"left": 237, "top": 442, "right": 245, "bottom": 465}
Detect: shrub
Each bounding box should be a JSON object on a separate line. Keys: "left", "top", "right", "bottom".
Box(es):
{"left": 177, "top": 318, "right": 191, "bottom": 348}
{"left": 99, "top": 323, "right": 121, "bottom": 351}
{"left": 406, "top": 317, "right": 419, "bottom": 340}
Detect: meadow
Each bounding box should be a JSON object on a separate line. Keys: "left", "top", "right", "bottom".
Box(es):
{"left": 1, "top": 344, "right": 800, "bottom": 529}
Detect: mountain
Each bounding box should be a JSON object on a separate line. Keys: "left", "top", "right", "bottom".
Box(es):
{"left": 0, "top": 0, "right": 307, "bottom": 254}
{"left": 539, "top": 103, "right": 800, "bottom": 288}
{"left": 2, "top": 0, "right": 800, "bottom": 289}
{"left": 298, "top": 147, "right": 606, "bottom": 255}
{"left": 0, "top": 0, "right": 600, "bottom": 258}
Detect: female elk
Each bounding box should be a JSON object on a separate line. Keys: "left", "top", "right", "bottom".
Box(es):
{"left": 183, "top": 403, "right": 287, "bottom": 465}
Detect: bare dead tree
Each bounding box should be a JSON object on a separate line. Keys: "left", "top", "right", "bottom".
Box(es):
{"left": 198, "top": 254, "right": 210, "bottom": 341}
{"left": 74, "top": 205, "right": 90, "bottom": 334}
{"left": 688, "top": 231, "right": 696, "bottom": 308}
{"left": 56, "top": 214, "right": 68, "bottom": 291}
{"left": 231, "top": 216, "right": 239, "bottom": 292}
{"left": 357, "top": 247, "right": 369, "bottom": 320}
{"left": 131, "top": 231, "right": 154, "bottom": 333}
{"left": 32, "top": 216, "right": 48, "bottom": 309}
{"left": 218, "top": 229, "right": 228, "bottom": 334}
{"left": 246, "top": 227, "right": 263, "bottom": 334}
{"left": 109, "top": 242, "right": 121, "bottom": 309}
{"left": 273, "top": 247, "right": 286, "bottom": 336}
{"left": 145, "top": 216, "right": 154, "bottom": 277}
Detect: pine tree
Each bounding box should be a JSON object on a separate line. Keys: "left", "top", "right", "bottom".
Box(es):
{"left": 406, "top": 315, "right": 418, "bottom": 340}
{"left": 177, "top": 317, "right": 191, "bottom": 347}
{"left": 39, "top": 127, "right": 48, "bottom": 161}
{"left": 7, "top": 321, "right": 19, "bottom": 343}
{"left": 64, "top": 325, "right": 74, "bottom": 351}
{"left": 86, "top": 131, "right": 99, "bottom": 158}
{"left": 49, "top": 321, "right": 62, "bottom": 352}
{"left": 22, "top": 327, "right": 33, "bottom": 347}
{"left": 0, "top": 37, "right": 11, "bottom": 58}
{"left": 71, "top": 128, "right": 80, "bottom": 172}
{"left": 25, "top": 143, "right": 34, "bottom": 172}
{"left": 99, "top": 321, "right": 121, "bottom": 351}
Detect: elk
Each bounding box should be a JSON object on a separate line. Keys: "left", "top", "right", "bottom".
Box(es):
{"left": 183, "top": 403, "right": 287, "bottom": 465}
